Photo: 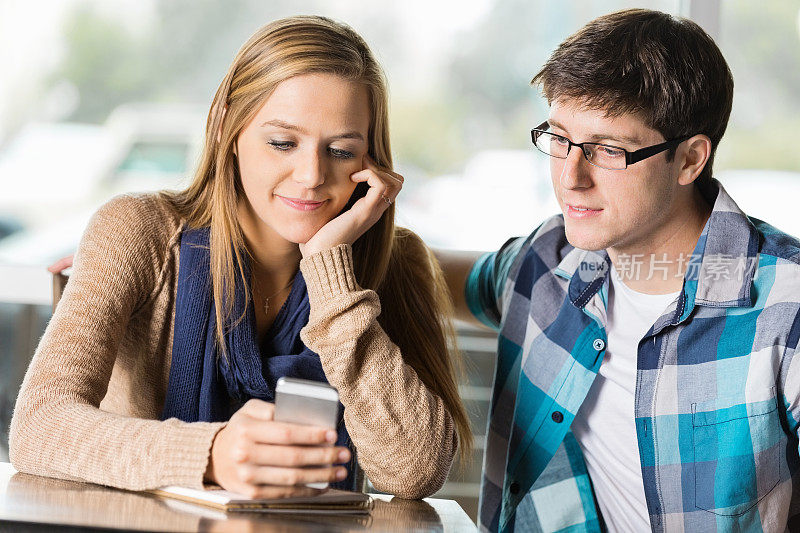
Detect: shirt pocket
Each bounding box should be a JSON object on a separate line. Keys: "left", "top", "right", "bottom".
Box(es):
{"left": 691, "top": 387, "right": 783, "bottom": 516}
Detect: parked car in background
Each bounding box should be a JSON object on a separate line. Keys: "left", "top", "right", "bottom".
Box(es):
{"left": 0, "top": 217, "right": 23, "bottom": 241}
{"left": 0, "top": 103, "right": 204, "bottom": 266}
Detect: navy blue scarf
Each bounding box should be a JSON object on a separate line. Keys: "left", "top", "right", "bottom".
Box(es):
{"left": 161, "top": 226, "right": 356, "bottom": 490}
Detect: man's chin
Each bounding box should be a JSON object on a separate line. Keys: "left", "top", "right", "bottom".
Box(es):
{"left": 564, "top": 227, "right": 608, "bottom": 252}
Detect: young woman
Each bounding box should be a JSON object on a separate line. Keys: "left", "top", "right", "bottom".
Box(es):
{"left": 9, "top": 15, "right": 471, "bottom": 500}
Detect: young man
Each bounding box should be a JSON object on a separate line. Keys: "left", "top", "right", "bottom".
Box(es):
{"left": 439, "top": 9, "right": 800, "bottom": 533}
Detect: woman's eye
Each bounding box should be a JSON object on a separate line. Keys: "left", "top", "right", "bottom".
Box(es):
{"left": 329, "top": 147, "right": 355, "bottom": 159}
{"left": 267, "top": 140, "right": 294, "bottom": 151}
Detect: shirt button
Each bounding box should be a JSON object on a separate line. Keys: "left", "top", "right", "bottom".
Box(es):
{"left": 509, "top": 481, "right": 520, "bottom": 494}
{"left": 551, "top": 411, "right": 564, "bottom": 423}
{"left": 593, "top": 338, "right": 605, "bottom": 351}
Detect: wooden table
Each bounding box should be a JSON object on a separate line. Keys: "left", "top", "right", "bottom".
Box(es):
{"left": 0, "top": 463, "right": 476, "bottom": 532}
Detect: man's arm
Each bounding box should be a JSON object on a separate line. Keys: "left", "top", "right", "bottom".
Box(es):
{"left": 781, "top": 312, "right": 800, "bottom": 441}
{"left": 433, "top": 248, "right": 487, "bottom": 328}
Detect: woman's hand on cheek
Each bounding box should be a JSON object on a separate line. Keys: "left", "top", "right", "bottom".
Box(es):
{"left": 299, "top": 155, "right": 403, "bottom": 258}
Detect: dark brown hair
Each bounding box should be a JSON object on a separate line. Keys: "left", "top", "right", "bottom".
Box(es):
{"left": 532, "top": 9, "right": 734, "bottom": 186}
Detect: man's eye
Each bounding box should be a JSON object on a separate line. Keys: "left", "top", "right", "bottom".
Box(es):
{"left": 553, "top": 135, "right": 569, "bottom": 146}
{"left": 329, "top": 147, "right": 355, "bottom": 159}
{"left": 267, "top": 140, "right": 294, "bottom": 151}
{"left": 598, "top": 145, "right": 624, "bottom": 157}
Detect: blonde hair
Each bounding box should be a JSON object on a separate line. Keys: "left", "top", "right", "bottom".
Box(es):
{"left": 162, "top": 16, "right": 472, "bottom": 457}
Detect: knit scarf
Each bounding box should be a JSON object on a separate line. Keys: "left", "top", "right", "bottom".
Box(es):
{"left": 161, "top": 226, "right": 356, "bottom": 490}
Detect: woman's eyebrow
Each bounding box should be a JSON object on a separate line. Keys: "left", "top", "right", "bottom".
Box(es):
{"left": 260, "top": 119, "right": 364, "bottom": 141}
{"left": 332, "top": 131, "right": 365, "bottom": 141}
{"left": 260, "top": 119, "right": 307, "bottom": 133}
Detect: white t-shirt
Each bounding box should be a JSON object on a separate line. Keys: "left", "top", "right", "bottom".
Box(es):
{"left": 571, "top": 266, "right": 680, "bottom": 532}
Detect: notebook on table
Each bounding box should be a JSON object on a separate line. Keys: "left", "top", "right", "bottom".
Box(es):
{"left": 149, "top": 484, "right": 373, "bottom": 514}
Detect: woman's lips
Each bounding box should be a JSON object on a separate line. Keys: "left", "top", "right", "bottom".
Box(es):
{"left": 566, "top": 203, "right": 603, "bottom": 219}
{"left": 277, "top": 195, "right": 326, "bottom": 211}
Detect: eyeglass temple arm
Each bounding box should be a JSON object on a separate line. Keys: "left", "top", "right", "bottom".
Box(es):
{"left": 626, "top": 136, "right": 690, "bottom": 165}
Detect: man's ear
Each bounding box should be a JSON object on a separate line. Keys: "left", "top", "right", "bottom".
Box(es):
{"left": 677, "top": 134, "right": 712, "bottom": 186}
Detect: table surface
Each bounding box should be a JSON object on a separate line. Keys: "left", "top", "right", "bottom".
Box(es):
{"left": 0, "top": 463, "right": 476, "bottom": 532}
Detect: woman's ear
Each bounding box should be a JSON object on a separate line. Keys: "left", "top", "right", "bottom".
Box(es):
{"left": 677, "top": 134, "right": 712, "bottom": 186}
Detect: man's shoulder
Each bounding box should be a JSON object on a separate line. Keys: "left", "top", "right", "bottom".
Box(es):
{"left": 751, "top": 217, "right": 800, "bottom": 267}
{"left": 508, "top": 214, "right": 573, "bottom": 278}
{"left": 749, "top": 219, "right": 800, "bottom": 306}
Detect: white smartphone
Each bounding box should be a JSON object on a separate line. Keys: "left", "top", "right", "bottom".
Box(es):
{"left": 274, "top": 377, "right": 341, "bottom": 489}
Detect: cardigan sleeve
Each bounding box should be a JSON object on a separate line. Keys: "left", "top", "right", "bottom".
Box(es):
{"left": 8, "top": 195, "right": 226, "bottom": 491}
{"left": 299, "top": 243, "right": 457, "bottom": 499}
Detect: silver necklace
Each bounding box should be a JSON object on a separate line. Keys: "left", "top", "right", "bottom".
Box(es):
{"left": 256, "top": 276, "right": 295, "bottom": 316}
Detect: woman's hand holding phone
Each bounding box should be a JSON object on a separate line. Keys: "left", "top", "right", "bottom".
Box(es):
{"left": 204, "top": 399, "right": 350, "bottom": 498}
{"left": 300, "top": 155, "right": 404, "bottom": 257}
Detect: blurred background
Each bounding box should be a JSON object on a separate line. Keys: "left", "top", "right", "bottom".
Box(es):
{"left": 1, "top": 0, "right": 799, "bottom": 520}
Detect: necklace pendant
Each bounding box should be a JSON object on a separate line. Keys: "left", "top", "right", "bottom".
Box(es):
{"left": 264, "top": 298, "right": 270, "bottom": 316}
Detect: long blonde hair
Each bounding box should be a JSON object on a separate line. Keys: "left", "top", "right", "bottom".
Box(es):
{"left": 162, "top": 16, "right": 472, "bottom": 457}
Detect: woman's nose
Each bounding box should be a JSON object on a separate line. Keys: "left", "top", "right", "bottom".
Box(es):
{"left": 293, "top": 149, "right": 326, "bottom": 188}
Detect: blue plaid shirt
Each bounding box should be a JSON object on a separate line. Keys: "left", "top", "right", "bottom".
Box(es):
{"left": 467, "top": 181, "right": 800, "bottom": 532}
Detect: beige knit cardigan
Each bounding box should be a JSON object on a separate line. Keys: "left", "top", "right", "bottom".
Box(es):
{"left": 8, "top": 193, "right": 456, "bottom": 499}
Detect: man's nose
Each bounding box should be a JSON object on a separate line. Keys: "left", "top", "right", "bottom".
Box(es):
{"left": 558, "top": 145, "right": 593, "bottom": 190}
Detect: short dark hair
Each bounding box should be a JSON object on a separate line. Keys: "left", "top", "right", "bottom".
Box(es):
{"left": 532, "top": 9, "right": 733, "bottom": 186}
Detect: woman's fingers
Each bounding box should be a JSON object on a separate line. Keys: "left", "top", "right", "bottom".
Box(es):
{"left": 236, "top": 399, "right": 336, "bottom": 445}
{"left": 239, "top": 484, "right": 324, "bottom": 500}
{"left": 238, "top": 398, "right": 275, "bottom": 420}
{"left": 350, "top": 164, "right": 403, "bottom": 210}
{"left": 350, "top": 170, "right": 396, "bottom": 204}
{"left": 237, "top": 417, "right": 337, "bottom": 446}
{"left": 235, "top": 464, "right": 348, "bottom": 487}
{"left": 235, "top": 443, "right": 351, "bottom": 467}
{"left": 357, "top": 155, "right": 404, "bottom": 203}
{"left": 363, "top": 154, "right": 404, "bottom": 184}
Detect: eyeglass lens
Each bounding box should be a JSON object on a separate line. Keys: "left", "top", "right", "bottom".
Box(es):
{"left": 533, "top": 131, "right": 627, "bottom": 170}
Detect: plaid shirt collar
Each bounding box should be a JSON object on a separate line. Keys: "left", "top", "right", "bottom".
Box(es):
{"left": 553, "top": 180, "right": 760, "bottom": 321}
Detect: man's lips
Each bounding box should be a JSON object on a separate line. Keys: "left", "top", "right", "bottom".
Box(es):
{"left": 565, "top": 203, "right": 603, "bottom": 219}
{"left": 276, "top": 195, "right": 326, "bottom": 211}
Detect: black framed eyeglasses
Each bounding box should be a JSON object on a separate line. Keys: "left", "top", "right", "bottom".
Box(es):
{"left": 530, "top": 121, "right": 692, "bottom": 170}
